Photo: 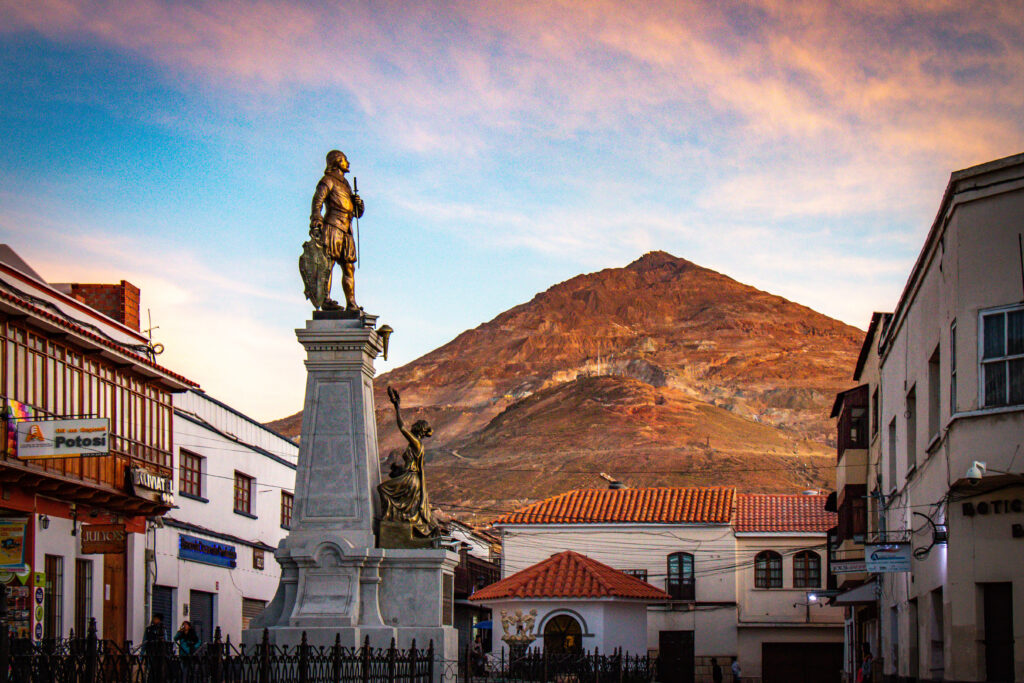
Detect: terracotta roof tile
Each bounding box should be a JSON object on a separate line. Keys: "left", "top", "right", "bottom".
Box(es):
{"left": 469, "top": 551, "right": 670, "bottom": 601}
{"left": 493, "top": 487, "right": 735, "bottom": 525}
{"left": 735, "top": 493, "right": 835, "bottom": 533}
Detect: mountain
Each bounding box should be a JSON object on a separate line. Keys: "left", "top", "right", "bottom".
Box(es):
{"left": 268, "top": 251, "right": 861, "bottom": 518}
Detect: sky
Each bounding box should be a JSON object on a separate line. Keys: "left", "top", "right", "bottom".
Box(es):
{"left": 1, "top": 1, "right": 1022, "bottom": 422}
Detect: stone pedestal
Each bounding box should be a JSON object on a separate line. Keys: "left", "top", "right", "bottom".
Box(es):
{"left": 244, "top": 315, "right": 457, "bottom": 662}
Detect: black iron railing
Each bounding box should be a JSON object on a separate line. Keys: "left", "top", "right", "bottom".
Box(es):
{"left": 1, "top": 620, "right": 435, "bottom": 683}
{"left": 462, "top": 645, "right": 656, "bottom": 683}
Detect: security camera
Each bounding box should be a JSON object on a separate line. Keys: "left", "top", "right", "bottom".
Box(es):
{"left": 965, "top": 460, "right": 987, "bottom": 485}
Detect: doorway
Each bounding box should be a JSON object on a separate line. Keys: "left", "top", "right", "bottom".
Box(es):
{"left": 983, "top": 583, "right": 1013, "bottom": 682}
{"left": 543, "top": 614, "right": 582, "bottom": 654}
{"left": 658, "top": 630, "right": 694, "bottom": 683}
{"left": 188, "top": 590, "right": 215, "bottom": 642}
{"left": 102, "top": 552, "right": 126, "bottom": 644}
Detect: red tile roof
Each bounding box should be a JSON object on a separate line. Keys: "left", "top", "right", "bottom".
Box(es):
{"left": 469, "top": 551, "right": 670, "bottom": 601}
{"left": 735, "top": 493, "right": 835, "bottom": 533}
{"left": 493, "top": 487, "right": 735, "bottom": 525}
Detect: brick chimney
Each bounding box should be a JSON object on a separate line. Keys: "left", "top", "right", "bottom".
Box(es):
{"left": 67, "top": 281, "right": 141, "bottom": 331}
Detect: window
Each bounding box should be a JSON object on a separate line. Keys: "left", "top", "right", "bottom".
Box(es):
{"left": 234, "top": 471, "right": 254, "bottom": 515}
{"left": 928, "top": 346, "right": 941, "bottom": 440}
{"left": 74, "top": 559, "right": 92, "bottom": 637}
{"left": 793, "top": 550, "right": 821, "bottom": 588}
{"left": 622, "top": 569, "right": 648, "bottom": 582}
{"left": 280, "top": 491, "right": 294, "bottom": 529}
{"left": 543, "top": 614, "right": 583, "bottom": 654}
{"left": 667, "top": 552, "right": 695, "bottom": 600}
{"left": 44, "top": 555, "right": 63, "bottom": 639}
{"left": 241, "top": 598, "right": 267, "bottom": 631}
{"left": 905, "top": 386, "right": 917, "bottom": 474}
{"left": 949, "top": 321, "right": 957, "bottom": 416}
{"left": 871, "top": 387, "right": 879, "bottom": 437}
{"left": 754, "top": 551, "right": 782, "bottom": 588}
{"left": 179, "top": 450, "right": 203, "bottom": 499}
{"left": 980, "top": 306, "right": 1024, "bottom": 407}
{"left": 887, "top": 418, "right": 897, "bottom": 489}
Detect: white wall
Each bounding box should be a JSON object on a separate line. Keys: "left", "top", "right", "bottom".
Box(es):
{"left": 142, "top": 390, "right": 298, "bottom": 643}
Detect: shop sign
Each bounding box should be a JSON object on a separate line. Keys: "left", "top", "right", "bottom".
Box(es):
{"left": 865, "top": 543, "right": 911, "bottom": 573}
{"left": 831, "top": 559, "right": 867, "bottom": 574}
{"left": 80, "top": 524, "right": 127, "bottom": 554}
{"left": 15, "top": 418, "right": 109, "bottom": 459}
{"left": 962, "top": 497, "right": 1023, "bottom": 516}
{"left": 0, "top": 519, "right": 27, "bottom": 569}
{"left": 126, "top": 467, "right": 174, "bottom": 505}
{"left": 178, "top": 534, "right": 237, "bottom": 568}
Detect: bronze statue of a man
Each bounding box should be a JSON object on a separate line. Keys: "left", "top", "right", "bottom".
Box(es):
{"left": 308, "top": 150, "right": 365, "bottom": 311}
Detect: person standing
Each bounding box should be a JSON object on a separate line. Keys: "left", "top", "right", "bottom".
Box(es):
{"left": 174, "top": 621, "right": 200, "bottom": 656}
{"left": 711, "top": 657, "right": 723, "bottom": 683}
{"left": 731, "top": 656, "right": 741, "bottom": 681}
{"left": 142, "top": 614, "right": 165, "bottom": 653}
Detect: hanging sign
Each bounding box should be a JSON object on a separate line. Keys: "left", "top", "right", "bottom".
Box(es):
{"left": 0, "top": 519, "right": 27, "bottom": 569}
{"left": 126, "top": 467, "right": 174, "bottom": 505}
{"left": 81, "top": 524, "right": 127, "bottom": 554}
{"left": 865, "top": 543, "right": 912, "bottom": 573}
{"left": 15, "top": 418, "right": 109, "bottom": 459}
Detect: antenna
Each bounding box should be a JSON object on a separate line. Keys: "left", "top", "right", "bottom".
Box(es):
{"left": 144, "top": 309, "right": 160, "bottom": 340}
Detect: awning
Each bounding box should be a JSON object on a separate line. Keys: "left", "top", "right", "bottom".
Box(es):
{"left": 833, "top": 580, "right": 878, "bottom": 605}
{"left": 473, "top": 621, "right": 492, "bottom": 630}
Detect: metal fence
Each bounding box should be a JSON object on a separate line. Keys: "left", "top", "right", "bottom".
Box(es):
{"left": 463, "top": 647, "right": 656, "bottom": 683}
{"left": 0, "top": 620, "right": 435, "bottom": 683}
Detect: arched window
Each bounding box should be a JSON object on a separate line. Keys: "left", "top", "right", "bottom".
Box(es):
{"left": 793, "top": 550, "right": 821, "bottom": 588}
{"left": 667, "top": 552, "right": 695, "bottom": 600}
{"left": 543, "top": 614, "right": 583, "bottom": 654}
{"left": 754, "top": 551, "right": 782, "bottom": 588}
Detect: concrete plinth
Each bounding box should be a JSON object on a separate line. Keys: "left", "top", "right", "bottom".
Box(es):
{"left": 244, "top": 315, "right": 457, "bottom": 666}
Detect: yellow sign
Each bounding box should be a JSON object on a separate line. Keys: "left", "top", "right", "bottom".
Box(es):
{"left": 0, "top": 519, "right": 27, "bottom": 568}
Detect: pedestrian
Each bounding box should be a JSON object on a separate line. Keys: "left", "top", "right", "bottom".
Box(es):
{"left": 731, "top": 656, "right": 741, "bottom": 681}
{"left": 142, "top": 614, "right": 165, "bottom": 654}
{"left": 711, "top": 657, "right": 723, "bottom": 683}
{"left": 471, "top": 634, "right": 485, "bottom": 677}
{"left": 174, "top": 621, "right": 200, "bottom": 655}
{"left": 857, "top": 645, "right": 873, "bottom": 683}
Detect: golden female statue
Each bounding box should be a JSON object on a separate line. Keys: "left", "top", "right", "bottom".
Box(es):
{"left": 377, "top": 386, "right": 438, "bottom": 539}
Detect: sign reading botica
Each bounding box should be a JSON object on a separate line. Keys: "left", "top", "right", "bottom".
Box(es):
{"left": 80, "top": 524, "right": 127, "bottom": 554}
{"left": 15, "top": 418, "right": 110, "bottom": 460}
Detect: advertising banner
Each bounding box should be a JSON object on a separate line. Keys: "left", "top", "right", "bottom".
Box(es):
{"left": 865, "top": 543, "right": 912, "bottom": 573}
{"left": 80, "top": 524, "right": 127, "bottom": 554}
{"left": 0, "top": 519, "right": 27, "bottom": 569}
{"left": 3, "top": 400, "right": 34, "bottom": 456}
{"left": 15, "top": 418, "right": 109, "bottom": 459}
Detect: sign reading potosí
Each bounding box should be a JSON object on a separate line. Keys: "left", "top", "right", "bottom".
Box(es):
{"left": 15, "top": 418, "right": 109, "bottom": 459}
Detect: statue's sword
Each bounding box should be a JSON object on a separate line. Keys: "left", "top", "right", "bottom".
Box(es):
{"left": 354, "top": 176, "right": 360, "bottom": 269}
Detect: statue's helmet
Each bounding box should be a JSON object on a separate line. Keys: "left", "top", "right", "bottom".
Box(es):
{"left": 325, "top": 150, "right": 348, "bottom": 171}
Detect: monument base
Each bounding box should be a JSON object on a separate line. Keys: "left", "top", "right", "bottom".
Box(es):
{"left": 378, "top": 520, "right": 436, "bottom": 549}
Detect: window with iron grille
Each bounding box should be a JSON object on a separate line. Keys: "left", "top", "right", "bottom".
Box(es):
{"left": 74, "top": 559, "right": 92, "bottom": 637}
{"left": 980, "top": 306, "right": 1024, "bottom": 407}
{"left": 666, "top": 552, "right": 694, "bottom": 600}
{"left": 179, "top": 450, "right": 203, "bottom": 498}
{"left": 622, "top": 569, "right": 648, "bottom": 582}
{"left": 755, "top": 550, "right": 782, "bottom": 588}
{"left": 281, "top": 491, "right": 294, "bottom": 529}
{"left": 44, "top": 555, "right": 63, "bottom": 639}
{"left": 793, "top": 550, "right": 821, "bottom": 588}
{"left": 234, "top": 471, "right": 253, "bottom": 515}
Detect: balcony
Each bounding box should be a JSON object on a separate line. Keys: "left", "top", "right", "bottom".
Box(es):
{"left": 456, "top": 551, "right": 500, "bottom": 599}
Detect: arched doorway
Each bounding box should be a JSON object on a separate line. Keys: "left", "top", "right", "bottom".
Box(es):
{"left": 543, "top": 614, "right": 583, "bottom": 654}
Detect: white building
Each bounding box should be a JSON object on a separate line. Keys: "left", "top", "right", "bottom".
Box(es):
{"left": 152, "top": 390, "right": 298, "bottom": 643}
{"left": 848, "top": 152, "right": 1024, "bottom": 682}
{"left": 486, "top": 486, "right": 842, "bottom": 683}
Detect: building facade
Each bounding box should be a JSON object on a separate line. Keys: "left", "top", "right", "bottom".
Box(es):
{"left": 153, "top": 389, "right": 298, "bottom": 644}
{"left": 830, "top": 153, "right": 1024, "bottom": 683}
{"left": 0, "top": 246, "right": 194, "bottom": 644}
{"left": 489, "top": 486, "right": 842, "bottom": 683}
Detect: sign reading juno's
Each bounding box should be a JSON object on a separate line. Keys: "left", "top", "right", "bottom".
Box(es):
{"left": 80, "top": 524, "right": 127, "bottom": 554}
{"left": 15, "top": 418, "right": 110, "bottom": 459}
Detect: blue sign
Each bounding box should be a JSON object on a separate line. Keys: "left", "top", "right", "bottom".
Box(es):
{"left": 178, "top": 534, "right": 237, "bottom": 568}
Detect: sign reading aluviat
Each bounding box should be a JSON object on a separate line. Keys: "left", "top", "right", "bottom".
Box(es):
{"left": 15, "top": 418, "right": 109, "bottom": 459}
{"left": 865, "top": 543, "right": 912, "bottom": 573}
